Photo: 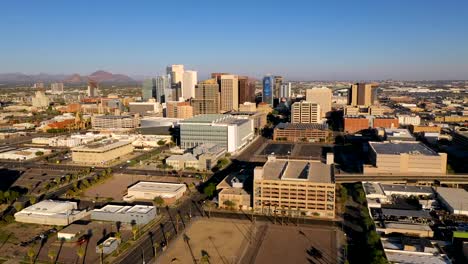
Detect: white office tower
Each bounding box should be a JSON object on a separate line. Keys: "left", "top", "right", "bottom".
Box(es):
{"left": 166, "top": 64, "right": 185, "bottom": 85}
{"left": 51, "top": 82, "right": 64, "bottom": 94}
{"left": 280, "top": 82, "right": 291, "bottom": 99}
{"left": 305, "top": 87, "right": 332, "bottom": 118}
{"left": 87, "top": 85, "right": 96, "bottom": 97}
{"left": 182, "top": 70, "right": 197, "bottom": 99}
{"left": 220, "top": 74, "right": 239, "bottom": 112}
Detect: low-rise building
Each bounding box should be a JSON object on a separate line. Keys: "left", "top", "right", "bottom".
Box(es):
{"left": 0, "top": 147, "right": 51, "bottom": 160}
{"left": 180, "top": 114, "right": 254, "bottom": 152}
{"left": 436, "top": 187, "right": 468, "bottom": 216}
{"left": 14, "top": 200, "right": 86, "bottom": 226}
{"left": 91, "top": 204, "right": 156, "bottom": 225}
{"left": 57, "top": 223, "right": 92, "bottom": 241}
{"left": 273, "top": 123, "right": 330, "bottom": 142}
{"left": 398, "top": 114, "right": 421, "bottom": 126}
{"left": 96, "top": 237, "right": 120, "bottom": 255}
{"left": 71, "top": 140, "right": 133, "bottom": 165}
{"left": 253, "top": 156, "right": 335, "bottom": 218}
{"left": 365, "top": 141, "right": 447, "bottom": 175}
{"left": 91, "top": 115, "right": 140, "bottom": 130}
{"left": 123, "top": 181, "right": 187, "bottom": 205}
{"left": 344, "top": 115, "right": 398, "bottom": 134}
{"left": 229, "top": 111, "right": 267, "bottom": 129}
{"left": 166, "top": 153, "right": 199, "bottom": 170}
{"left": 239, "top": 102, "right": 257, "bottom": 112}
{"left": 217, "top": 173, "right": 251, "bottom": 210}
{"left": 384, "top": 128, "right": 415, "bottom": 141}
{"left": 129, "top": 101, "right": 161, "bottom": 115}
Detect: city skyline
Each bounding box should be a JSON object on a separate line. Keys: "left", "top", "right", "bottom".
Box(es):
{"left": 1, "top": 1, "right": 468, "bottom": 80}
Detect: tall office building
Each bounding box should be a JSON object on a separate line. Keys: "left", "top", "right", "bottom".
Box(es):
{"left": 348, "top": 83, "right": 379, "bottom": 106}
{"left": 191, "top": 79, "right": 220, "bottom": 115}
{"left": 182, "top": 71, "right": 197, "bottom": 99}
{"left": 50, "top": 82, "right": 64, "bottom": 94}
{"left": 280, "top": 82, "right": 291, "bottom": 99}
{"left": 142, "top": 78, "right": 156, "bottom": 101}
{"left": 262, "top": 75, "right": 274, "bottom": 106}
{"left": 273, "top": 76, "right": 283, "bottom": 98}
{"left": 166, "top": 101, "right": 193, "bottom": 119}
{"left": 220, "top": 75, "right": 239, "bottom": 112}
{"left": 291, "top": 101, "right": 321, "bottom": 124}
{"left": 306, "top": 87, "right": 332, "bottom": 118}
{"left": 155, "top": 74, "right": 170, "bottom": 103}
{"left": 167, "top": 64, "right": 185, "bottom": 100}
{"left": 238, "top": 76, "right": 256, "bottom": 104}
{"left": 87, "top": 80, "right": 98, "bottom": 97}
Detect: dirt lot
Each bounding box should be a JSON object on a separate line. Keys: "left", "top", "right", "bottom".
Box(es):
{"left": 82, "top": 174, "right": 198, "bottom": 202}
{"left": 244, "top": 224, "right": 341, "bottom": 264}
{"left": 158, "top": 218, "right": 253, "bottom": 264}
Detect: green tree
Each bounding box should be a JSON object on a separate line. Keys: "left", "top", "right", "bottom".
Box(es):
{"left": 76, "top": 246, "right": 85, "bottom": 263}
{"left": 27, "top": 247, "right": 35, "bottom": 264}
{"left": 14, "top": 203, "right": 23, "bottom": 212}
{"left": 132, "top": 225, "right": 139, "bottom": 240}
{"left": 223, "top": 200, "right": 236, "bottom": 210}
{"left": 35, "top": 151, "right": 44, "bottom": 156}
{"left": 203, "top": 183, "right": 216, "bottom": 198}
{"left": 48, "top": 249, "right": 57, "bottom": 263}
{"left": 153, "top": 196, "right": 165, "bottom": 209}
{"left": 157, "top": 139, "right": 166, "bottom": 146}
{"left": 29, "top": 196, "right": 37, "bottom": 205}
{"left": 367, "top": 230, "right": 381, "bottom": 245}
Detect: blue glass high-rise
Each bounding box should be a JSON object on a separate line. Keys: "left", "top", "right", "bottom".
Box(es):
{"left": 262, "top": 75, "right": 274, "bottom": 106}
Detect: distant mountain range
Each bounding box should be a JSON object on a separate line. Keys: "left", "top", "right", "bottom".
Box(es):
{"left": 0, "top": 70, "right": 137, "bottom": 85}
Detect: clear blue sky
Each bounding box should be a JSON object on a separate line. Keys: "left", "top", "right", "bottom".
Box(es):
{"left": 1, "top": 0, "right": 467, "bottom": 80}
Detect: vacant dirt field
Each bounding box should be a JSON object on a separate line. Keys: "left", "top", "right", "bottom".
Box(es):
{"left": 82, "top": 174, "right": 197, "bottom": 202}
{"left": 242, "top": 224, "right": 341, "bottom": 264}
{"left": 158, "top": 218, "right": 252, "bottom": 264}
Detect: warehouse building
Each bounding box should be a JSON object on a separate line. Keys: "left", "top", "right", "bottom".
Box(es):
{"left": 179, "top": 114, "right": 254, "bottom": 152}
{"left": 91, "top": 204, "right": 156, "bottom": 225}
{"left": 14, "top": 200, "right": 86, "bottom": 226}
{"left": 365, "top": 141, "right": 447, "bottom": 174}
{"left": 71, "top": 140, "right": 134, "bottom": 165}
{"left": 253, "top": 156, "right": 335, "bottom": 218}
{"left": 123, "top": 181, "right": 187, "bottom": 204}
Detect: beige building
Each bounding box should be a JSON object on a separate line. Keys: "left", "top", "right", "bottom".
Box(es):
{"left": 166, "top": 153, "right": 199, "bottom": 170}
{"left": 217, "top": 174, "right": 251, "bottom": 210}
{"left": 220, "top": 75, "right": 239, "bottom": 112}
{"left": 123, "top": 181, "right": 187, "bottom": 205}
{"left": 257, "top": 102, "right": 273, "bottom": 115}
{"left": 192, "top": 79, "right": 220, "bottom": 115}
{"left": 305, "top": 87, "right": 332, "bottom": 117}
{"left": 344, "top": 105, "right": 389, "bottom": 116}
{"left": 253, "top": 156, "right": 335, "bottom": 218}
{"left": 291, "top": 101, "right": 321, "bottom": 124}
{"left": 365, "top": 141, "right": 447, "bottom": 174}
{"left": 91, "top": 115, "right": 140, "bottom": 130}
{"left": 349, "top": 83, "right": 379, "bottom": 106}
{"left": 166, "top": 101, "right": 193, "bottom": 119}
{"left": 71, "top": 140, "right": 134, "bottom": 165}
{"left": 239, "top": 102, "right": 257, "bottom": 112}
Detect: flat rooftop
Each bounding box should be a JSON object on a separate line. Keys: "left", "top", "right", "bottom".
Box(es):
{"left": 16, "top": 200, "right": 77, "bottom": 216}
{"left": 128, "top": 181, "right": 186, "bottom": 194}
{"left": 275, "top": 122, "right": 328, "bottom": 130}
{"left": 381, "top": 208, "right": 431, "bottom": 219}
{"left": 262, "top": 158, "right": 332, "bottom": 183}
{"left": 436, "top": 187, "right": 468, "bottom": 212}
{"left": 93, "top": 204, "right": 155, "bottom": 215}
{"left": 363, "top": 182, "right": 386, "bottom": 196}
{"left": 180, "top": 114, "right": 249, "bottom": 126}
{"left": 381, "top": 184, "right": 433, "bottom": 195}
{"left": 369, "top": 141, "right": 438, "bottom": 156}
{"left": 72, "top": 140, "right": 131, "bottom": 152}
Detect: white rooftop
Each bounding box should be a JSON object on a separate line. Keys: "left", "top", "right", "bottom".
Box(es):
{"left": 128, "top": 181, "right": 186, "bottom": 197}
{"left": 436, "top": 187, "right": 468, "bottom": 214}
{"left": 15, "top": 200, "right": 78, "bottom": 217}
{"left": 92, "top": 204, "right": 155, "bottom": 215}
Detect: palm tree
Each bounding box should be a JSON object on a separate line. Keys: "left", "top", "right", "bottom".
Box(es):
{"left": 98, "top": 244, "right": 104, "bottom": 264}
{"left": 77, "top": 246, "right": 85, "bottom": 263}
{"left": 27, "top": 247, "right": 35, "bottom": 264}
{"left": 153, "top": 196, "right": 165, "bottom": 213}
{"left": 132, "top": 225, "right": 139, "bottom": 240}
{"left": 48, "top": 249, "right": 57, "bottom": 263}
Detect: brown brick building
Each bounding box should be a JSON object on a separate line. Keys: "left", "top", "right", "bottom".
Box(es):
{"left": 273, "top": 123, "right": 330, "bottom": 142}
